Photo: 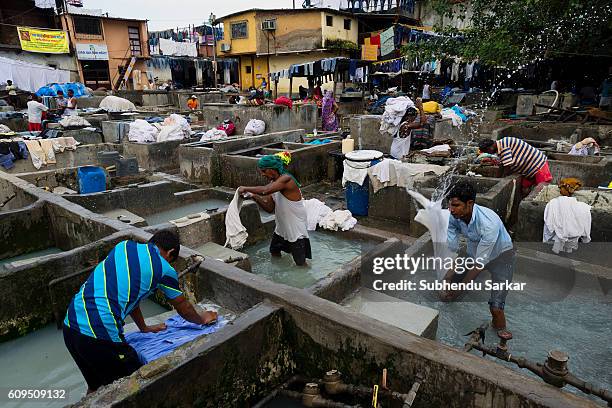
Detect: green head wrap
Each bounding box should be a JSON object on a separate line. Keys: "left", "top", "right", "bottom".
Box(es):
{"left": 257, "top": 155, "right": 300, "bottom": 187}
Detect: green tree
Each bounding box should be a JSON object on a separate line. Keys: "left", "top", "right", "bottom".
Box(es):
{"left": 403, "top": 0, "right": 612, "bottom": 67}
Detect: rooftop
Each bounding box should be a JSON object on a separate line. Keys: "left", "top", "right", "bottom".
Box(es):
{"left": 215, "top": 7, "right": 355, "bottom": 23}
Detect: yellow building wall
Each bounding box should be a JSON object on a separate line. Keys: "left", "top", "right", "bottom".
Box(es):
{"left": 269, "top": 52, "right": 345, "bottom": 94}
{"left": 217, "top": 11, "right": 257, "bottom": 56}
{"left": 320, "top": 13, "right": 358, "bottom": 46}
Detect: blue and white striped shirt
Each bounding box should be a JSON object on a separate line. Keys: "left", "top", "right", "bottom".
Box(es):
{"left": 64, "top": 241, "right": 182, "bottom": 343}
{"left": 497, "top": 137, "right": 547, "bottom": 178}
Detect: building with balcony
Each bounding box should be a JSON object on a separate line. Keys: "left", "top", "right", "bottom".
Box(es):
{"left": 215, "top": 8, "right": 359, "bottom": 92}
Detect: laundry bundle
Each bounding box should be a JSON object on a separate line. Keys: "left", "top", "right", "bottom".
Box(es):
{"left": 380, "top": 96, "right": 415, "bottom": 136}
{"left": 0, "top": 124, "right": 12, "bottom": 134}
{"left": 303, "top": 198, "right": 357, "bottom": 232}
{"left": 475, "top": 152, "right": 500, "bottom": 166}
{"left": 199, "top": 129, "right": 228, "bottom": 142}
{"left": 157, "top": 114, "right": 191, "bottom": 142}
{"left": 244, "top": 119, "right": 266, "bottom": 136}
{"left": 99, "top": 95, "right": 136, "bottom": 112}
{"left": 128, "top": 119, "right": 158, "bottom": 143}
{"left": 59, "top": 116, "right": 91, "bottom": 128}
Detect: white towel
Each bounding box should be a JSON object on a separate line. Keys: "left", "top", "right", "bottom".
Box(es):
{"left": 380, "top": 96, "right": 415, "bottom": 136}
{"left": 224, "top": 189, "right": 248, "bottom": 250}
{"left": 543, "top": 196, "right": 591, "bottom": 254}
{"left": 303, "top": 198, "right": 333, "bottom": 231}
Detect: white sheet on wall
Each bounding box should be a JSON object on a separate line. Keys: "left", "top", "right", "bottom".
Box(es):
{"left": 0, "top": 56, "right": 70, "bottom": 92}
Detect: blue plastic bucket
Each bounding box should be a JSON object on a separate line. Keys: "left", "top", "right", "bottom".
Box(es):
{"left": 344, "top": 150, "right": 383, "bottom": 216}
{"left": 77, "top": 166, "right": 106, "bottom": 194}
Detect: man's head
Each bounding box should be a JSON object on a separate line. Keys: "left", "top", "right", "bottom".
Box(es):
{"left": 447, "top": 181, "right": 476, "bottom": 222}
{"left": 402, "top": 107, "right": 418, "bottom": 123}
{"left": 478, "top": 139, "right": 497, "bottom": 155}
{"left": 56, "top": 90, "right": 64, "bottom": 98}
{"left": 257, "top": 154, "right": 285, "bottom": 181}
{"left": 67, "top": 89, "right": 74, "bottom": 97}
{"left": 7, "top": 80, "right": 12, "bottom": 86}
{"left": 149, "top": 230, "right": 180, "bottom": 263}
{"left": 190, "top": 95, "right": 197, "bottom": 100}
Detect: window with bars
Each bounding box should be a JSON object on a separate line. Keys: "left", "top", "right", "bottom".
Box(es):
{"left": 73, "top": 16, "right": 102, "bottom": 36}
{"left": 128, "top": 26, "right": 142, "bottom": 56}
{"left": 231, "top": 21, "right": 248, "bottom": 39}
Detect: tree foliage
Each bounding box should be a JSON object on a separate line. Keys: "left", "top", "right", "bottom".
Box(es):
{"left": 402, "top": 0, "right": 612, "bottom": 67}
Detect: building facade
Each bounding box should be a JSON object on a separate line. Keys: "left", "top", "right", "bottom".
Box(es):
{"left": 216, "top": 8, "right": 358, "bottom": 92}
{"left": 60, "top": 11, "right": 150, "bottom": 90}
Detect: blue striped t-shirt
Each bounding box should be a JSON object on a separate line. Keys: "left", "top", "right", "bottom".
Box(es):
{"left": 497, "top": 137, "right": 547, "bottom": 178}
{"left": 64, "top": 240, "right": 183, "bottom": 343}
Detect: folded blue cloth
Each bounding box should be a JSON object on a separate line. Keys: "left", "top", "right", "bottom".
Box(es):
{"left": 125, "top": 314, "right": 228, "bottom": 364}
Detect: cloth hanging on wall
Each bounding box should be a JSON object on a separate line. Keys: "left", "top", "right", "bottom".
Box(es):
{"left": 0, "top": 56, "right": 70, "bottom": 93}
{"left": 159, "top": 38, "right": 197, "bottom": 57}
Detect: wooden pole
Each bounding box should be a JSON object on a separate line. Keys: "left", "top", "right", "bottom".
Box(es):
{"left": 289, "top": 77, "right": 293, "bottom": 99}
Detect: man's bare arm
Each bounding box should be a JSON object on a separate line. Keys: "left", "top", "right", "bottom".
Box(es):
{"left": 168, "top": 295, "right": 217, "bottom": 325}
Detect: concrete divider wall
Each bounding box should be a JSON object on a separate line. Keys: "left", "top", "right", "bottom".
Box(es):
{"left": 546, "top": 153, "right": 611, "bottom": 187}
{"left": 0, "top": 202, "right": 52, "bottom": 260}
{"left": 115, "top": 90, "right": 171, "bottom": 106}
{"left": 65, "top": 180, "right": 195, "bottom": 215}
{"left": 368, "top": 175, "right": 520, "bottom": 237}
{"left": 3, "top": 143, "right": 122, "bottom": 174}
{"left": 220, "top": 141, "right": 341, "bottom": 188}
{"left": 179, "top": 129, "right": 305, "bottom": 185}
{"left": 0, "top": 177, "right": 37, "bottom": 212}
{"left": 197, "top": 103, "right": 317, "bottom": 135}
{"left": 122, "top": 137, "right": 199, "bottom": 172}
{"left": 491, "top": 123, "right": 612, "bottom": 145}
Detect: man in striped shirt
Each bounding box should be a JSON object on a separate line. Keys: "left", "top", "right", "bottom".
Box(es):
{"left": 478, "top": 137, "right": 552, "bottom": 194}
{"left": 63, "top": 231, "right": 217, "bottom": 393}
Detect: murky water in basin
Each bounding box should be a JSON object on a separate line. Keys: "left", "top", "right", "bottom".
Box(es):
{"left": 0, "top": 247, "right": 63, "bottom": 269}
{"left": 143, "top": 199, "right": 229, "bottom": 225}
{"left": 243, "top": 231, "right": 374, "bottom": 289}
{"left": 0, "top": 299, "right": 167, "bottom": 408}
{"left": 395, "top": 270, "right": 612, "bottom": 397}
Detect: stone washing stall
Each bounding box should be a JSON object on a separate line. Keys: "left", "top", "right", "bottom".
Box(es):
{"left": 179, "top": 129, "right": 305, "bottom": 185}
{"left": 196, "top": 103, "right": 317, "bottom": 135}
{"left": 0, "top": 168, "right": 606, "bottom": 408}
{"left": 491, "top": 122, "right": 612, "bottom": 148}
{"left": 220, "top": 140, "right": 341, "bottom": 188}
{"left": 1, "top": 143, "right": 122, "bottom": 174}
{"left": 515, "top": 183, "right": 612, "bottom": 242}
{"left": 368, "top": 174, "right": 521, "bottom": 237}
{"left": 71, "top": 249, "right": 600, "bottom": 408}
{"left": 545, "top": 152, "right": 611, "bottom": 187}
{"left": 349, "top": 115, "right": 476, "bottom": 155}
{"left": 121, "top": 137, "right": 200, "bottom": 172}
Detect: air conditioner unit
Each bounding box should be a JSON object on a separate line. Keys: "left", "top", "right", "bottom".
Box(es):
{"left": 220, "top": 43, "right": 231, "bottom": 52}
{"left": 261, "top": 20, "right": 276, "bottom": 31}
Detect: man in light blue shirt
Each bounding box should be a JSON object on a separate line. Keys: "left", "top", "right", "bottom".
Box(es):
{"left": 444, "top": 181, "right": 516, "bottom": 339}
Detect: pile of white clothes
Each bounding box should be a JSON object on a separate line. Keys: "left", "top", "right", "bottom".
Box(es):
{"left": 99, "top": 96, "right": 136, "bottom": 112}
{"left": 440, "top": 108, "right": 463, "bottom": 127}
{"left": 224, "top": 189, "right": 248, "bottom": 249}
{"left": 419, "top": 144, "right": 451, "bottom": 155}
{"left": 199, "top": 129, "right": 228, "bottom": 142}
{"left": 319, "top": 210, "right": 357, "bottom": 231}
{"left": 367, "top": 159, "right": 449, "bottom": 193}
{"left": 0, "top": 124, "right": 12, "bottom": 133}
{"left": 303, "top": 198, "right": 357, "bottom": 232}
{"left": 543, "top": 196, "right": 591, "bottom": 254}
{"left": 244, "top": 119, "right": 266, "bottom": 136}
{"left": 157, "top": 114, "right": 191, "bottom": 142}
{"left": 380, "top": 96, "right": 414, "bottom": 136}
{"left": 128, "top": 120, "right": 158, "bottom": 143}
{"left": 59, "top": 116, "right": 91, "bottom": 128}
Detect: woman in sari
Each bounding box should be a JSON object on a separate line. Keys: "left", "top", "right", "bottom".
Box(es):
{"left": 321, "top": 91, "right": 339, "bottom": 131}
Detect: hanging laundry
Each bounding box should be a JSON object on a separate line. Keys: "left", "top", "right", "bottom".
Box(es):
{"left": 225, "top": 189, "right": 248, "bottom": 250}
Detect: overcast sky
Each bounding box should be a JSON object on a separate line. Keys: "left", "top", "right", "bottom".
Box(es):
{"left": 82, "top": 0, "right": 297, "bottom": 31}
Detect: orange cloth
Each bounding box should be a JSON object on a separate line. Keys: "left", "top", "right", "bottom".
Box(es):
{"left": 187, "top": 99, "right": 199, "bottom": 110}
